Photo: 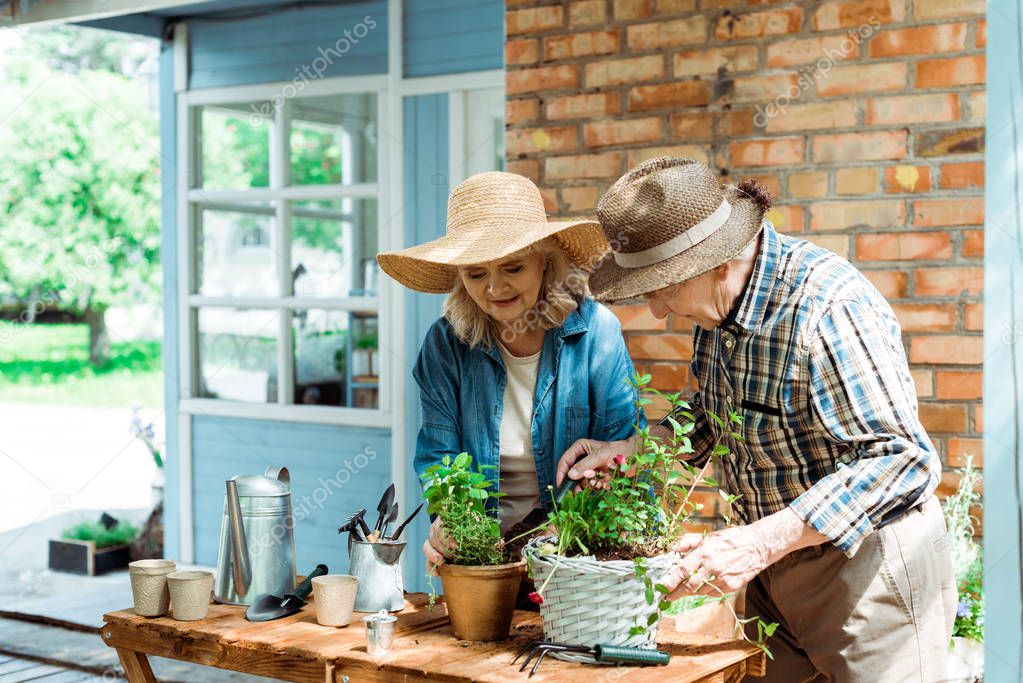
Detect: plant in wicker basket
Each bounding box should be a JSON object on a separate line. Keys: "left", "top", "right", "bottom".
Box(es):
{"left": 420, "top": 452, "right": 527, "bottom": 641}
{"left": 518, "top": 373, "right": 776, "bottom": 661}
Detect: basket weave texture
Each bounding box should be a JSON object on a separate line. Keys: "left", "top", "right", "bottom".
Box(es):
{"left": 522, "top": 536, "right": 677, "bottom": 664}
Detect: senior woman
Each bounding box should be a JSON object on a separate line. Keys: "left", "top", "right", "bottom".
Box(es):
{"left": 376, "top": 171, "right": 641, "bottom": 572}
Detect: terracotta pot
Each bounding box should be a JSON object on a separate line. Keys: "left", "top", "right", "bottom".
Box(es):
{"left": 438, "top": 559, "right": 525, "bottom": 641}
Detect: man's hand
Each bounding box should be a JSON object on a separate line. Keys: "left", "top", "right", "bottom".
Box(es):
{"left": 665, "top": 526, "right": 770, "bottom": 599}
{"left": 423, "top": 517, "right": 456, "bottom": 575}
{"left": 664, "top": 507, "right": 828, "bottom": 600}
{"left": 555, "top": 437, "right": 634, "bottom": 491}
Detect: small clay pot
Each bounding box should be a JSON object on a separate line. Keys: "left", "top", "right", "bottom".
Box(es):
{"left": 129, "top": 559, "right": 176, "bottom": 617}
{"left": 312, "top": 575, "right": 359, "bottom": 627}
{"left": 167, "top": 570, "right": 214, "bottom": 621}
{"left": 438, "top": 559, "right": 525, "bottom": 641}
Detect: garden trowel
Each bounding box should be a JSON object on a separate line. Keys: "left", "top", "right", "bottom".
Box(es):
{"left": 245, "top": 564, "right": 328, "bottom": 622}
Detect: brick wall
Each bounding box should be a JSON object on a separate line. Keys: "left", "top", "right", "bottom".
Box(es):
{"left": 506, "top": 0, "right": 986, "bottom": 528}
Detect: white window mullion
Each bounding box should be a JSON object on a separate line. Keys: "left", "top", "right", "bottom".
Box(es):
{"left": 187, "top": 183, "right": 377, "bottom": 204}
{"left": 178, "top": 99, "right": 197, "bottom": 400}
{"left": 181, "top": 82, "right": 389, "bottom": 421}
{"left": 273, "top": 98, "right": 293, "bottom": 407}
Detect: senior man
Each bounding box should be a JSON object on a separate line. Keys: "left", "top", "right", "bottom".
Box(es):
{"left": 558, "top": 157, "right": 956, "bottom": 682}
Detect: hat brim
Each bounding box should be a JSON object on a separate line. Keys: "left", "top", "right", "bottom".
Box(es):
{"left": 377, "top": 220, "right": 608, "bottom": 294}
{"left": 589, "top": 186, "right": 767, "bottom": 302}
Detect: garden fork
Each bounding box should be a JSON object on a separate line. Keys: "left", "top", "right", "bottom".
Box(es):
{"left": 511, "top": 639, "right": 670, "bottom": 677}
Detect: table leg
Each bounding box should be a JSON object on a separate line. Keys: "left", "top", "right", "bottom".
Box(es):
{"left": 116, "top": 647, "right": 158, "bottom": 683}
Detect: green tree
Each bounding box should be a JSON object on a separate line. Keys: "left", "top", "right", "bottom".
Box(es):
{"left": 0, "top": 57, "right": 160, "bottom": 365}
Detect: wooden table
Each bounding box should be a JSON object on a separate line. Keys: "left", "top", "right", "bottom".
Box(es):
{"left": 101, "top": 593, "right": 764, "bottom": 682}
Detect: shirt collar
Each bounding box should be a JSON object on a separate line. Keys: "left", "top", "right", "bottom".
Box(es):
{"left": 719, "top": 220, "right": 778, "bottom": 336}
{"left": 481, "top": 297, "right": 589, "bottom": 363}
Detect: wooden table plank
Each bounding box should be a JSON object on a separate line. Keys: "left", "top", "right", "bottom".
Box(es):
{"left": 103, "top": 593, "right": 764, "bottom": 682}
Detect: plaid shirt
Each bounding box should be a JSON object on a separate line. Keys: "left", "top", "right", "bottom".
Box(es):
{"left": 664, "top": 221, "right": 940, "bottom": 557}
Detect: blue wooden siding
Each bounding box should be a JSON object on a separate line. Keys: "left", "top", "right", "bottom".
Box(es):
{"left": 984, "top": 0, "right": 1023, "bottom": 675}
{"left": 190, "top": 415, "right": 391, "bottom": 572}
{"left": 159, "top": 37, "right": 183, "bottom": 561}
{"left": 400, "top": 93, "right": 449, "bottom": 593}
{"left": 188, "top": 0, "right": 387, "bottom": 89}
{"left": 403, "top": 0, "right": 503, "bottom": 78}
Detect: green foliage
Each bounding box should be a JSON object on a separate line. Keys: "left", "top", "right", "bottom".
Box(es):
{"left": 943, "top": 456, "right": 984, "bottom": 643}
{"left": 0, "top": 55, "right": 160, "bottom": 315}
{"left": 13, "top": 26, "right": 156, "bottom": 77}
{"left": 420, "top": 453, "right": 505, "bottom": 566}
{"left": 62, "top": 520, "right": 139, "bottom": 549}
{"left": 522, "top": 372, "right": 776, "bottom": 655}
{"left": 0, "top": 323, "right": 162, "bottom": 407}
{"left": 539, "top": 373, "right": 744, "bottom": 559}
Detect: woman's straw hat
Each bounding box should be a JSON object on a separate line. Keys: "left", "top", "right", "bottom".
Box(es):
{"left": 589, "top": 157, "right": 771, "bottom": 302}
{"left": 377, "top": 172, "right": 608, "bottom": 293}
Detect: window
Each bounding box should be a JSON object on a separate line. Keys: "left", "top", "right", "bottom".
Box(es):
{"left": 182, "top": 85, "right": 386, "bottom": 418}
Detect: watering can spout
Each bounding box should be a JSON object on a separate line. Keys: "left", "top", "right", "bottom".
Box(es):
{"left": 226, "top": 479, "right": 253, "bottom": 598}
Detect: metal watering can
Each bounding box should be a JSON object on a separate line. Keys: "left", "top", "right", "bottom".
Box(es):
{"left": 214, "top": 465, "right": 296, "bottom": 605}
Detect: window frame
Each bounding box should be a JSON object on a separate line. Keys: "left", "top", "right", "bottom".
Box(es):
{"left": 176, "top": 76, "right": 392, "bottom": 428}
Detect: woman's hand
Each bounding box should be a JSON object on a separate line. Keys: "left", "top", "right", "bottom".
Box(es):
{"left": 423, "top": 517, "right": 456, "bottom": 575}
{"left": 555, "top": 437, "right": 636, "bottom": 491}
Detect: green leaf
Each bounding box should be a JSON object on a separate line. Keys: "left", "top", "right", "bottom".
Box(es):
{"left": 647, "top": 612, "right": 659, "bottom": 626}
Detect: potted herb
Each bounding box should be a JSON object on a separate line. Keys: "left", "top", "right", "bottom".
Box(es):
{"left": 49, "top": 515, "right": 138, "bottom": 575}
{"left": 944, "top": 456, "right": 983, "bottom": 682}
{"left": 420, "top": 452, "right": 526, "bottom": 641}
{"left": 520, "top": 374, "right": 774, "bottom": 660}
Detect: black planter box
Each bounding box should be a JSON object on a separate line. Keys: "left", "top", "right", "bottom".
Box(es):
{"left": 48, "top": 539, "right": 132, "bottom": 575}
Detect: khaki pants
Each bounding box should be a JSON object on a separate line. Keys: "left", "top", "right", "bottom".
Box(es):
{"left": 743, "top": 497, "right": 957, "bottom": 682}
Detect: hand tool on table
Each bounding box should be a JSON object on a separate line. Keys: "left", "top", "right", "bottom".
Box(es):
{"left": 338, "top": 510, "right": 367, "bottom": 542}
{"left": 245, "top": 563, "right": 328, "bottom": 622}
{"left": 372, "top": 502, "right": 398, "bottom": 542}
{"left": 512, "top": 640, "right": 670, "bottom": 677}
{"left": 389, "top": 502, "right": 424, "bottom": 541}
{"left": 355, "top": 509, "right": 372, "bottom": 538}
{"left": 372, "top": 483, "right": 395, "bottom": 538}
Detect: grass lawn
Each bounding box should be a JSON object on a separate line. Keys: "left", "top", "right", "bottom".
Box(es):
{"left": 0, "top": 322, "right": 163, "bottom": 408}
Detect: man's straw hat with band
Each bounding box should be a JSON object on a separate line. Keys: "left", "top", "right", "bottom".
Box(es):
{"left": 376, "top": 172, "right": 609, "bottom": 294}
{"left": 589, "top": 157, "right": 772, "bottom": 302}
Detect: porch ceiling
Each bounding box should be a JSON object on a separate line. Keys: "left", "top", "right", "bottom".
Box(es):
{"left": 2, "top": 0, "right": 362, "bottom": 31}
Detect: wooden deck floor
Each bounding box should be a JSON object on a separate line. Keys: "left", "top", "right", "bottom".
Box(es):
{"left": 0, "top": 655, "right": 96, "bottom": 682}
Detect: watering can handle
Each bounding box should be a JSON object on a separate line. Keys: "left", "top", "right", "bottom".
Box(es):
{"left": 226, "top": 479, "right": 253, "bottom": 598}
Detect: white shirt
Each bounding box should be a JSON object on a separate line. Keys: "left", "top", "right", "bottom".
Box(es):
{"left": 496, "top": 342, "right": 542, "bottom": 535}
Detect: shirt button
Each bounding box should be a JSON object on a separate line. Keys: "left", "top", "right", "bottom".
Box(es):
{"left": 724, "top": 338, "right": 734, "bottom": 349}
{"left": 726, "top": 395, "right": 733, "bottom": 404}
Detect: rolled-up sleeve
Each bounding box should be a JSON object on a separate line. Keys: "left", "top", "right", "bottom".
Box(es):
{"left": 789, "top": 299, "right": 941, "bottom": 557}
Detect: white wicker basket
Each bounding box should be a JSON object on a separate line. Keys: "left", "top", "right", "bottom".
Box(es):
{"left": 522, "top": 536, "right": 677, "bottom": 663}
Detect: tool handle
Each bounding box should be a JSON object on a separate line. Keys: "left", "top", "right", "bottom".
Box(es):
{"left": 390, "top": 502, "right": 425, "bottom": 540}
{"left": 293, "top": 564, "right": 328, "bottom": 601}
{"left": 553, "top": 453, "right": 588, "bottom": 505}
{"left": 356, "top": 510, "right": 372, "bottom": 537}
{"left": 594, "top": 645, "right": 671, "bottom": 665}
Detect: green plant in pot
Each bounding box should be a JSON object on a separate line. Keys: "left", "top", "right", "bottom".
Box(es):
{"left": 420, "top": 452, "right": 526, "bottom": 642}
{"left": 518, "top": 373, "right": 775, "bottom": 661}
{"left": 944, "top": 455, "right": 984, "bottom": 681}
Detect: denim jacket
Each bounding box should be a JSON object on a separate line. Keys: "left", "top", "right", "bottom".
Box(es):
{"left": 412, "top": 298, "right": 643, "bottom": 514}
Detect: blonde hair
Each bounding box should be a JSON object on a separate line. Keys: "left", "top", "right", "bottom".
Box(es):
{"left": 443, "top": 237, "right": 589, "bottom": 349}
